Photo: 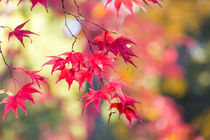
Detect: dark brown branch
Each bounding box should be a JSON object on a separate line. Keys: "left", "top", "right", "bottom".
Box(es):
{"left": 61, "top": 0, "right": 78, "bottom": 52}
{"left": 64, "top": 14, "right": 78, "bottom": 52}
{"left": 73, "top": 0, "right": 81, "bottom": 16}
{"left": 84, "top": 19, "right": 108, "bottom": 32}
{"left": 61, "top": 0, "right": 65, "bottom": 9}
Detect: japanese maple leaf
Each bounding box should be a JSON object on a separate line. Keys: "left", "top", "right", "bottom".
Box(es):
{"left": 44, "top": 52, "right": 92, "bottom": 90}
{"left": 92, "top": 31, "right": 114, "bottom": 51}
{"left": 113, "top": 94, "right": 140, "bottom": 111}
{"left": 43, "top": 52, "right": 86, "bottom": 74}
{"left": 62, "top": 52, "right": 92, "bottom": 90}
{"left": 103, "top": 78, "right": 129, "bottom": 103}
{"left": 74, "top": 68, "right": 93, "bottom": 90}
{"left": 60, "top": 52, "right": 86, "bottom": 70}
{"left": 88, "top": 51, "right": 115, "bottom": 76}
{"left": 56, "top": 67, "right": 92, "bottom": 91}
{"left": 42, "top": 56, "right": 66, "bottom": 74}
{"left": 79, "top": 88, "right": 110, "bottom": 115}
{"left": 93, "top": 32, "right": 138, "bottom": 67}
{"left": 18, "top": 68, "right": 47, "bottom": 88}
{"left": 0, "top": 83, "right": 41, "bottom": 119}
{"left": 105, "top": 0, "right": 161, "bottom": 16}
{"left": 109, "top": 102, "right": 143, "bottom": 128}
{"left": 56, "top": 68, "right": 75, "bottom": 90}
{"left": 30, "top": 0, "right": 48, "bottom": 12}
{"left": 8, "top": 20, "right": 39, "bottom": 48}
{"left": 111, "top": 37, "right": 138, "bottom": 67}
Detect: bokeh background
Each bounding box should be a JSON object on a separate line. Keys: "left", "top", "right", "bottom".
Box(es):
{"left": 0, "top": 0, "right": 210, "bottom": 140}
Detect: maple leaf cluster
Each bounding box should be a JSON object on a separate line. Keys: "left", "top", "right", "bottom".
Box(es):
{"left": 80, "top": 79, "right": 143, "bottom": 128}
{"left": 93, "top": 31, "right": 138, "bottom": 67}
{"left": 0, "top": 83, "right": 41, "bottom": 119}
{"left": 42, "top": 31, "right": 142, "bottom": 127}
{"left": 0, "top": 19, "right": 142, "bottom": 127}
{"left": 0, "top": 21, "right": 47, "bottom": 119}
{"left": 0, "top": 71, "right": 47, "bottom": 119}
{"left": 0, "top": 0, "right": 163, "bottom": 128}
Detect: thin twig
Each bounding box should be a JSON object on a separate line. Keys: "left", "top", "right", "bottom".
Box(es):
{"left": 73, "top": 0, "right": 81, "bottom": 16}
{"left": 84, "top": 19, "right": 107, "bottom": 32}
{"left": 61, "top": 0, "right": 78, "bottom": 52}
{"left": 0, "top": 43, "right": 14, "bottom": 75}
{"left": 0, "top": 41, "right": 17, "bottom": 92}
{"left": 64, "top": 14, "right": 78, "bottom": 52}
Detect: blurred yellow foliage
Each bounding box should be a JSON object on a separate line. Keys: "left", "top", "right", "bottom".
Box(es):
{"left": 193, "top": 108, "right": 210, "bottom": 140}
{"left": 163, "top": 77, "right": 187, "bottom": 98}
{"left": 143, "top": 0, "right": 210, "bottom": 35}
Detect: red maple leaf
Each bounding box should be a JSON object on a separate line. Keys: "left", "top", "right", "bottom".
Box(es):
{"left": 43, "top": 52, "right": 86, "bottom": 74}
{"left": 93, "top": 32, "right": 138, "bottom": 67}
{"left": 113, "top": 94, "right": 140, "bottom": 109}
{"left": 87, "top": 51, "right": 115, "bottom": 77}
{"left": 111, "top": 36, "right": 138, "bottom": 67}
{"left": 56, "top": 68, "right": 75, "bottom": 90}
{"left": 60, "top": 52, "right": 92, "bottom": 90}
{"left": 103, "top": 78, "right": 129, "bottom": 103}
{"left": 79, "top": 88, "right": 110, "bottom": 115}
{"left": 43, "top": 52, "right": 92, "bottom": 90}
{"left": 92, "top": 31, "right": 114, "bottom": 51}
{"left": 56, "top": 67, "right": 92, "bottom": 91}
{"left": 0, "top": 83, "right": 41, "bottom": 119}
{"left": 79, "top": 78, "right": 132, "bottom": 115}
{"left": 105, "top": 0, "right": 161, "bottom": 16}
{"left": 60, "top": 52, "right": 86, "bottom": 70}
{"left": 30, "top": 0, "right": 48, "bottom": 12}
{"left": 8, "top": 20, "right": 39, "bottom": 48}
{"left": 74, "top": 68, "right": 93, "bottom": 90}
{"left": 42, "top": 56, "right": 66, "bottom": 74}
{"left": 109, "top": 102, "right": 143, "bottom": 128}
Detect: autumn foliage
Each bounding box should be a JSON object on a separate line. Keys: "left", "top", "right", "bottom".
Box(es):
{"left": 0, "top": 0, "right": 162, "bottom": 129}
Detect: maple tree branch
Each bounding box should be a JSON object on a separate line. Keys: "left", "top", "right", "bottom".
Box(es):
{"left": 84, "top": 19, "right": 108, "bottom": 32}
{"left": 0, "top": 41, "right": 17, "bottom": 91}
{"left": 64, "top": 11, "right": 78, "bottom": 17}
{"left": 62, "top": 0, "right": 112, "bottom": 47}
{"left": 61, "top": 0, "right": 65, "bottom": 9}
{"left": 79, "top": 23, "right": 94, "bottom": 53}
{"left": 0, "top": 42, "right": 15, "bottom": 75}
{"left": 71, "top": 0, "right": 112, "bottom": 33}
{"left": 63, "top": 9, "right": 95, "bottom": 53}
{"left": 64, "top": 14, "right": 78, "bottom": 52}
{"left": 61, "top": 0, "right": 78, "bottom": 52}
{"left": 73, "top": 0, "right": 81, "bottom": 16}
